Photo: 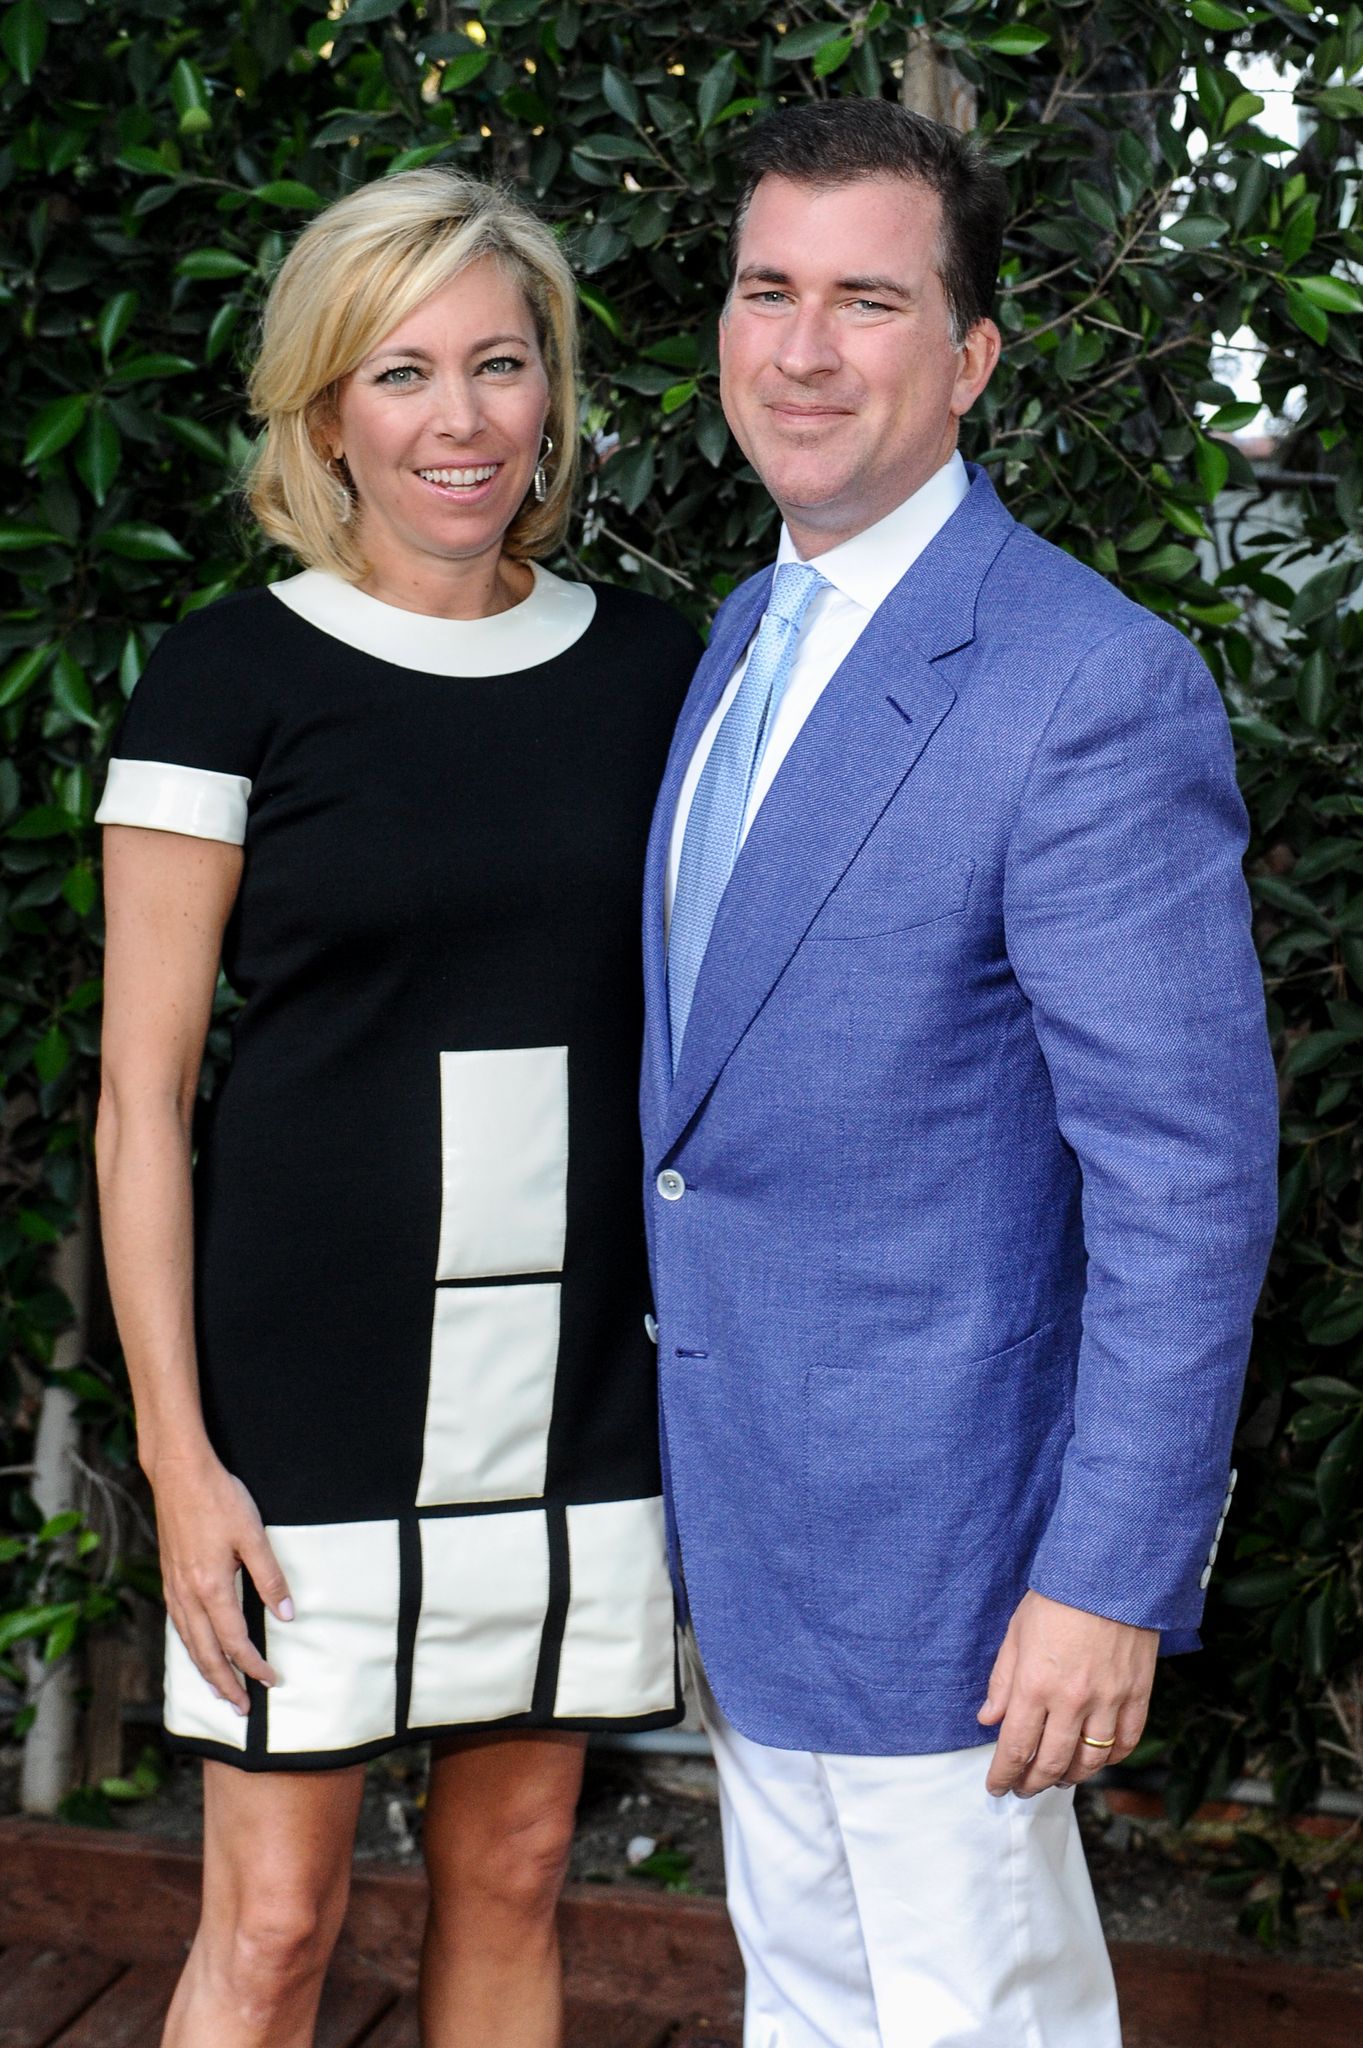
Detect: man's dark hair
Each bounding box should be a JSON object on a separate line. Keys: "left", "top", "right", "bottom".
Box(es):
{"left": 726, "top": 100, "right": 1009, "bottom": 346}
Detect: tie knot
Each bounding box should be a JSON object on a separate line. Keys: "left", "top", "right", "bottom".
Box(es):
{"left": 766, "top": 560, "right": 823, "bottom": 630}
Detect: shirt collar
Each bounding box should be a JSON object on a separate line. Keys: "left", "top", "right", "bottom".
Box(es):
{"left": 774, "top": 451, "right": 970, "bottom": 614}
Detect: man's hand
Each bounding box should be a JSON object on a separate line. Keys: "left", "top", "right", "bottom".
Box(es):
{"left": 977, "top": 1590, "right": 1157, "bottom": 1799}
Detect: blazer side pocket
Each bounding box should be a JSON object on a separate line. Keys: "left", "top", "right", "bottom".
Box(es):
{"left": 805, "top": 856, "right": 975, "bottom": 942}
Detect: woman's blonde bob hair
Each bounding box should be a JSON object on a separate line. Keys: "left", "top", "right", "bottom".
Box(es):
{"left": 246, "top": 169, "right": 579, "bottom": 580}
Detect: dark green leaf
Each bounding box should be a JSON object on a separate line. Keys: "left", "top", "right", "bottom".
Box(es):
{"left": 1163, "top": 214, "right": 1228, "bottom": 249}
{"left": 812, "top": 35, "right": 853, "bottom": 79}
{"left": 341, "top": 0, "right": 407, "bottom": 22}
{"left": 1295, "top": 274, "right": 1363, "bottom": 316}
{"left": 24, "top": 395, "right": 90, "bottom": 466}
{"left": 97, "top": 523, "right": 192, "bottom": 562}
{"left": 1316, "top": 1415, "right": 1363, "bottom": 1522}
{"left": 775, "top": 22, "right": 851, "bottom": 61}
{"left": 177, "top": 249, "right": 251, "bottom": 280}
{"left": 440, "top": 49, "right": 491, "bottom": 91}
{"left": 1, "top": 0, "right": 47, "bottom": 85}
{"left": 252, "top": 181, "right": 325, "bottom": 209}
{"left": 74, "top": 408, "right": 121, "bottom": 505}
{"left": 983, "top": 26, "right": 1050, "bottom": 53}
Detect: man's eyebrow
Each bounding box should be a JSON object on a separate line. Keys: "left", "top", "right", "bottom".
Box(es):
{"left": 733, "top": 265, "right": 913, "bottom": 298}
{"left": 835, "top": 274, "right": 913, "bottom": 298}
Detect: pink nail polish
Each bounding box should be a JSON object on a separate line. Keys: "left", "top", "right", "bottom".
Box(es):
{"left": 209, "top": 1685, "right": 223, "bottom": 1700}
{"left": 233, "top": 1703, "right": 248, "bottom": 1718}
{"left": 278, "top": 1597, "right": 295, "bottom": 1622}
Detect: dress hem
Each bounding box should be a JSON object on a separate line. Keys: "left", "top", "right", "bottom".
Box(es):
{"left": 165, "top": 1697, "right": 686, "bottom": 1773}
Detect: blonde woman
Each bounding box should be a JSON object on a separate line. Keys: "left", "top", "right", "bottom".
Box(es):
{"left": 95, "top": 170, "right": 698, "bottom": 2048}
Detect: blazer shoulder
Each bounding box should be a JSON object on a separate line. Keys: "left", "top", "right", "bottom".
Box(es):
{"left": 981, "top": 521, "right": 1207, "bottom": 688}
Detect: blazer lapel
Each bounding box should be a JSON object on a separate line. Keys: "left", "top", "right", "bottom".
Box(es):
{"left": 641, "top": 573, "right": 771, "bottom": 1126}
{"left": 659, "top": 465, "right": 1015, "bottom": 1156}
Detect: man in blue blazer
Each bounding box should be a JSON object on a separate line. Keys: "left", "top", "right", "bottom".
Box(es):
{"left": 642, "top": 100, "right": 1278, "bottom": 2047}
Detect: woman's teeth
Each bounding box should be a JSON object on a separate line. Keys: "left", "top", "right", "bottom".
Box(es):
{"left": 418, "top": 465, "right": 499, "bottom": 486}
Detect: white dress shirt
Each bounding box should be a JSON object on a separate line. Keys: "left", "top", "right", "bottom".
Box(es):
{"left": 665, "top": 451, "right": 969, "bottom": 925}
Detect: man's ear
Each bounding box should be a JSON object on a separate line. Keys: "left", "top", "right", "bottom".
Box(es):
{"left": 951, "top": 318, "right": 1002, "bottom": 420}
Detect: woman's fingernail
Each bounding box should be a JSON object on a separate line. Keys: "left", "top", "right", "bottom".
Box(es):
{"left": 233, "top": 1703, "right": 249, "bottom": 1719}
{"left": 278, "top": 1597, "right": 294, "bottom": 1622}
{"left": 209, "top": 1685, "right": 223, "bottom": 1700}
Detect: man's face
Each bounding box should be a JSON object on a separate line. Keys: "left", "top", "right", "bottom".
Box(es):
{"left": 718, "top": 173, "right": 1000, "bottom": 554}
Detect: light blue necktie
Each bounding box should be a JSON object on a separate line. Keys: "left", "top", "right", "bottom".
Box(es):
{"left": 668, "top": 560, "right": 824, "bottom": 1070}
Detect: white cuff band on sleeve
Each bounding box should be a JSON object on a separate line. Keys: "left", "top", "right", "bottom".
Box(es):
{"left": 95, "top": 757, "right": 251, "bottom": 844}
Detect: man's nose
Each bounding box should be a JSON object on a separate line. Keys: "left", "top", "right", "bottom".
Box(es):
{"left": 771, "top": 306, "right": 841, "bottom": 381}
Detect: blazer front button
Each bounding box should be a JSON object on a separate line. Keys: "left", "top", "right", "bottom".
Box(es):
{"left": 645, "top": 1313, "right": 659, "bottom": 1343}
{"left": 1200, "top": 1564, "right": 1213, "bottom": 1590}
{"left": 657, "top": 1169, "right": 686, "bottom": 1201}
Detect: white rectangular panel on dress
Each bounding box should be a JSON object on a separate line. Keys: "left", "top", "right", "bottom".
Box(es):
{"left": 264, "top": 1520, "right": 400, "bottom": 1754}
{"left": 417, "top": 1282, "right": 561, "bottom": 1505}
{"left": 555, "top": 1496, "right": 676, "bottom": 1719}
{"left": 163, "top": 1596, "right": 248, "bottom": 1750}
{"left": 434, "top": 1047, "right": 569, "bottom": 1280}
{"left": 409, "top": 1510, "right": 549, "bottom": 1727}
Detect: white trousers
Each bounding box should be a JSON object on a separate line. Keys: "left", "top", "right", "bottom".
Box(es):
{"left": 690, "top": 1651, "right": 1122, "bottom": 2048}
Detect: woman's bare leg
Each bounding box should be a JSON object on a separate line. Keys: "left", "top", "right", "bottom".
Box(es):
{"left": 420, "top": 1730, "right": 587, "bottom": 2048}
{"left": 161, "top": 1761, "right": 365, "bottom": 2048}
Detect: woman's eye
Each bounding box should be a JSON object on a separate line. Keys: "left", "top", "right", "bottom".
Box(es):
{"left": 478, "top": 354, "right": 526, "bottom": 375}
{"left": 376, "top": 365, "right": 422, "bottom": 386}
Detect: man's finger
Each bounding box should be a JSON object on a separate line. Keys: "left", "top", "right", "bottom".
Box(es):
{"left": 985, "top": 1696, "right": 1045, "bottom": 1796}
{"left": 1057, "top": 1719, "right": 1122, "bottom": 1787}
{"left": 1106, "top": 1694, "right": 1149, "bottom": 1768}
{"left": 977, "top": 1623, "right": 1018, "bottom": 1727}
{"left": 1014, "top": 1715, "right": 1084, "bottom": 1798}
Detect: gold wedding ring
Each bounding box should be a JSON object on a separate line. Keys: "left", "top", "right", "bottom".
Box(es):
{"left": 1080, "top": 1733, "right": 1118, "bottom": 1750}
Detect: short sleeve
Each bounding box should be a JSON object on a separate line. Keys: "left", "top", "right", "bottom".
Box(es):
{"left": 95, "top": 597, "right": 270, "bottom": 845}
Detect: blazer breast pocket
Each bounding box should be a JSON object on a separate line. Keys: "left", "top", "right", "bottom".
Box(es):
{"left": 805, "top": 856, "right": 975, "bottom": 943}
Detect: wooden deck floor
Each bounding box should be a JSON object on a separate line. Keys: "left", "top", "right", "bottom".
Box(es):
{"left": 0, "top": 1942, "right": 738, "bottom": 2048}
{"left": 3, "top": 1821, "right": 1363, "bottom": 2048}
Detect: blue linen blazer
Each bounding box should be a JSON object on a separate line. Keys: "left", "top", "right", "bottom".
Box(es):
{"left": 640, "top": 464, "right": 1279, "bottom": 1757}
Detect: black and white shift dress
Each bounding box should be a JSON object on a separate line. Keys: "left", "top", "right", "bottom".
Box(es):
{"left": 96, "top": 564, "right": 701, "bottom": 1770}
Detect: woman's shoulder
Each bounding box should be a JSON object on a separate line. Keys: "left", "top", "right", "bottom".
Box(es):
{"left": 579, "top": 577, "right": 704, "bottom": 677}
{"left": 148, "top": 583, "right": 292, "bottom": 665}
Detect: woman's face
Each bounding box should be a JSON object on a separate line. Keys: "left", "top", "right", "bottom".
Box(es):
{"left": 331, "top": 256, "right": 550, "bottom": 577}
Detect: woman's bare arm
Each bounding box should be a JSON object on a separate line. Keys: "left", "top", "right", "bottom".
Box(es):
{"left": 98, "top": 824, "right": 291, "bottom": 1714}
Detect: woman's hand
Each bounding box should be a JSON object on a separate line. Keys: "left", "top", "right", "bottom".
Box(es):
{"left": 152, "top": 1448, "right": 294, "bottom": 1716}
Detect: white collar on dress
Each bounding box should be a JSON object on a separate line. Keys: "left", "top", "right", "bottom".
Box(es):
{"left": 774, "top": 450, "right": 969, "bottom": 613}
{"left": 266, "top": 561, "right": 597, "bottom": 677}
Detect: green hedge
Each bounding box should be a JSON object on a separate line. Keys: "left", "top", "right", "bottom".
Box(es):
{"left": 2, "top": 0, "right": 1361, "bottom": 1819}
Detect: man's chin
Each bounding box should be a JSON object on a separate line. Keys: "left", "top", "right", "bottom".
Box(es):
{"left": 755, "top": 458, "right": 857, "bottom": 519}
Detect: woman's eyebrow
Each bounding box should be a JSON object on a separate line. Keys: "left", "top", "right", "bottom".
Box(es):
{"left": 361, "top": 334, "right": 533, "bottom": 365}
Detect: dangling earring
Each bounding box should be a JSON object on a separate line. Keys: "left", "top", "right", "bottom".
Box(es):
{"left": 533, "top": 432, "right": 554, "bottom": 505}
{"left": 328, "top": 453, "right": 354, "bottom": 525}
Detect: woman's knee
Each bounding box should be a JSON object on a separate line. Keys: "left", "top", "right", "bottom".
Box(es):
{"left": 435, "top": 1801, "right": 577, "bottom": 1920}
{"left": 208, "top": 1884, "right": 345, "bottom": 2010}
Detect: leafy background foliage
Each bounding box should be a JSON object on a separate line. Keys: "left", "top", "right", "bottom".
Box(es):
{"left": 1, "top": 0, "right": 1361, "bottom": 1817}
